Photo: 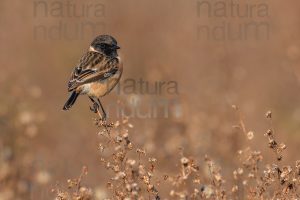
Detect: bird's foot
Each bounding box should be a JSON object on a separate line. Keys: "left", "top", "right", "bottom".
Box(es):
{"left": 95, "top": 118, "right": 114, "bottom": 136}
{"left": 94, "top": 114, "right": 114, "bottom": 128}
{"left": 89, "top": 102, "right": 98, "bottom": 113}
{"left": 98, "top": 119, "right": 114, "bottom": 128}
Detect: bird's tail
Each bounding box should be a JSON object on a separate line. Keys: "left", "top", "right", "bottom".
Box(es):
{"left": 63, "top": 91, "right": 79, "bottom": 111}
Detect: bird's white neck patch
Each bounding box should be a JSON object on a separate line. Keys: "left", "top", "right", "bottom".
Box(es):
{"left": 89, "top": 46, "right": 99, "bottom": 52}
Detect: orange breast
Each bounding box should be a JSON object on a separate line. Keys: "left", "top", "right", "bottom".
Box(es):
{"left": 88, "top": 73, "right": 121, "bottom": 98}
{"left": 83, "top": 56, "right": 123, "bottom": 98}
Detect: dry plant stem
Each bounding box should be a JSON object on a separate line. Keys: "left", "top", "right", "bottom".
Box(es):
{"left": 53, "top": 110, "right": 299, "bottom": 200}
{"left": 76, "top": 166, "right": 87, "bottom": 193}
{"left": 97, "top": 109, "right": 110, "bottom": 135}
{"left": 232, "top": 105, "right": 247, "bottom": 135}
{"left": 98, "top": 120, "right": 160, "bottom": 199}
{"left": 265, "top": 111, "right": 286, "bottom": 161}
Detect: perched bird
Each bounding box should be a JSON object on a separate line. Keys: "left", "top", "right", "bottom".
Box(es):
{"left": 63, "top": 35, "right": 123, "bottom": 121}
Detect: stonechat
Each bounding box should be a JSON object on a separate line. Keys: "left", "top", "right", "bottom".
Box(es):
{"left": 63, "top": 35, "right": 123, "bottom": 121}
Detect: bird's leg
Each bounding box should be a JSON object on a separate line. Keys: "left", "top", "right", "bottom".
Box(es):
{"left": 89, "top": 97, "right": 113, "bottom": 134}
{"left": 89, "top": 97, "right": 98, "bottom": 113}
{"left": 97, "top": 98, "right": 114, "bottom": 129}
{"left": 95, "top": 98, "right": 114, "bottom": 135}
{"left": 90, "top": 97, "right": 106, "bottom": 121}
{"left": 96, "top": 98, "right": 107, "bottom": 121}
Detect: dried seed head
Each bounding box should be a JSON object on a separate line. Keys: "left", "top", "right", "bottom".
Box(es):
{"left": 232, "top": 185, "right": 238, "bottom": 193}
{"left": 296, "top": 160, "right": 300, "bottom": 175}
{"left": 265, "top": 129, "right": 272, "bottom": 136}
{"left": 126, "top": 159, "right": 136, "bottom": 166}
{"left": 67, "top": 179, "right": 77, "bottom": 188}
{"left": 122, "top": 132, "right": 129, "bottom": 139}
{"left": 127, "top": 142, "right": 133, "bottom": 150}
{"left": 147, "top": 184, "right": 154, "bottom": 191}
{"left": 142, "top": 175, "right": 150, "bottom": 185}
{"left": 113, "top": 165, "right": 120, "bottom": 172}
{"left": 194, "top": 188, "right": 199, "bottom": 194}
{"left": 266, "top": 111, "right": 272, "bottom": 118}
{"left": 179, "top": 193, "right": 187, "bottom": 199}
{"left": 248, "top": 173, "right": 255, "bottom": 178}
{"left": 279, "top": 143, "right": 287, "bottom": 151}
{"left": 136, "top": 148, "right": 146, "bottom": 155}
{"left": 113, "top": 172, "right": 126, "bottom": 180}
{"left": 269, "top": 140, "right": 277, "bottom": 149}
{"left": 122, "top": 118, "right": 129, "bottom": 124}
{"left": 193, "top": 178, "right": 201, "bottom": 184}
{"left": 181, "top": 157, "right": 189, "bottom": 167}
{"left": 56, "top": 191, "right": 68, "bottom": 200}
{"left": 233, "top": 170, "right": 238, "bottom": 180}
{"left": 105, "top": 162, "right": 111, "bottom": 169}
{"left": 214, "top": 173, "right": 222, "bottom": 182}
{"left": 148, "top": 157, "right": 157, "bottom": 163}
{"left": 231, "top": 105, "right": 238, "bottom": 110}
{"left": 115, "top": 136, "right": 123, "bottom": 143}
{"left": 201, "top": 185, "right": 214, "bottom": 198}
{"left": 98, "top": 143, "right": 105, "bottom": 152}
{"left": 106, "top": 182, "right": 113, "bottom": 189}
{"left": 232, "top": 125, "right": 240, "bottom": 130}
{"left": 170, "top": 190, "right": 175, "bottom": 196}
{"left": 163, "top": 175, "right": 169, "bottom": 180}
{"left": 237, "top": 168, "right": 243, "bottom": 175}
{"left": 114, "top": 121, "right": 120, "bottom": 127}
{"left": 247, "top": 131, "right": 254, "bottom": 140}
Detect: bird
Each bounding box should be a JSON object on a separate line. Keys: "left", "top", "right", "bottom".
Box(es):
{"left": 63, "top": 35, "right": 123, "bottom": 122}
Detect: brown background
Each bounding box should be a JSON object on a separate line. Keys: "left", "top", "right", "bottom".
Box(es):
{"left": 1, "top": 0, "right": 300, "bottom": 199}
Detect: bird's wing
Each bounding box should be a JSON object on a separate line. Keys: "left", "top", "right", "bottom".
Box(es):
{"left": 68, "top": 51, "right": 105, "bottom": 91}
{"left": 68, "top": 52, "right": 120, "bottom": 91}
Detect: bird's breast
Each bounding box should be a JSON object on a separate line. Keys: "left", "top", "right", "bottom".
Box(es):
{"left": 86, "top": 71, "right": 122, "bottom": 98}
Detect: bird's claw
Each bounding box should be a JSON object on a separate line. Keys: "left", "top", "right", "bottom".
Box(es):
{"left": 99, "top": 120, "right": 114, "bottom": 128}
{"left": 94, "top": 117, "right": 113, "bottom": 127}
{"left": 101, "top": 114, "right": 107, "bottom": 122}
{"left": 89, "top": 103, "right": 98, "bottom": 113}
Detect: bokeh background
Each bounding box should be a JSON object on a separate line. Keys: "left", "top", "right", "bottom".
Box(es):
{"left": 1, "top": 0, "right": 300, "bottom": 199}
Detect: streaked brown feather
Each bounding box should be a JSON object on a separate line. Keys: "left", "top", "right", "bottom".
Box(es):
{"left": 68, "top": 51, "right": 120, "bottom": 92}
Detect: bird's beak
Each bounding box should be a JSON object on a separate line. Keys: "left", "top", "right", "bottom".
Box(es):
{"left": 114, "top": 45, "right": 120, "bottom": 49}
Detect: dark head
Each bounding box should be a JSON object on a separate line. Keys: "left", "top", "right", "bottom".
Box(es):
{"left": 90, "top": 35, "right": 120, "bottom": 57}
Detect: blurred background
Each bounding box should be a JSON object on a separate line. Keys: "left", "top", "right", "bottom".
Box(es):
{"left": 1, "top": 0, "right": 300, "bottom": 199}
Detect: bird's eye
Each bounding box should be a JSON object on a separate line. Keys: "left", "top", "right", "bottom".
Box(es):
{"left": 98, "top": 43, "right": 105, "bottom": 49}
{"left": 76, "top": 67, "right": 82, "bottom": 74}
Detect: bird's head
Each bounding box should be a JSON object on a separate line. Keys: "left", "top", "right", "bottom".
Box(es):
{"left": 90, "top": 35, "right": 120, "bottom": 57}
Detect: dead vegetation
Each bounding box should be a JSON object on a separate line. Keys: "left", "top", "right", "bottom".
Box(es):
{"left": 53, "top": 108, "right": 300, "bottom": 200}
